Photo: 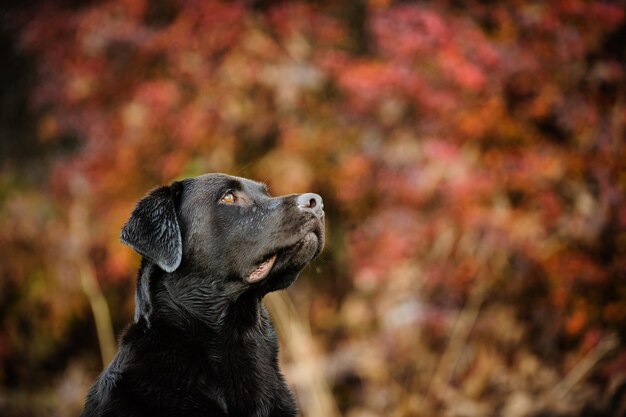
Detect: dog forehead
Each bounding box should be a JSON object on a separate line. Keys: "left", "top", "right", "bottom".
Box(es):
{"left": 190, "top": 173, "right": 266, "bottom": 194}
{"left": 178, "top": 174, "right": 267, "bottom": 215}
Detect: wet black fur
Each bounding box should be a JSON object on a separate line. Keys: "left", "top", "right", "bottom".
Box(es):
{"left": 81, "top": 174, "right": 325, "bottom": 417}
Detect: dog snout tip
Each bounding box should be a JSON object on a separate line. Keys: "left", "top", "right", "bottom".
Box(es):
{"left": 297, "top": 193, "right": 324, "bottom": 217}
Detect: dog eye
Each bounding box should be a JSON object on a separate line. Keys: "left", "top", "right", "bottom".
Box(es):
{"left": 221, "top": 192, "right": 236, "bottom": 204}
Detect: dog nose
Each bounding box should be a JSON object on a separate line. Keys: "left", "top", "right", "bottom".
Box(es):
{"left": 297, "top": 193, "right": 324, "bottom": 217}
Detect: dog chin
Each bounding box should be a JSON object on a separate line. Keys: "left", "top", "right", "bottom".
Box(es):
{"left": 292, "top": 232, "right": 319, "bottom": 264}
{"left": 250, "top": 232, "right": 319, "bottom": 288}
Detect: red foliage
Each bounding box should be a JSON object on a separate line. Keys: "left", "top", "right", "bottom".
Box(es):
{"left": 3, "top": 0, "right": 625, "bottom": 415}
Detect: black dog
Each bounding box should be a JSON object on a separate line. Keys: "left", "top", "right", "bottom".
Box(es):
{"left": 81, "top": 173, "right": 324, "bottom": 417}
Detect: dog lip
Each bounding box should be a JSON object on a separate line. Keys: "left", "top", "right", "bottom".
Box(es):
{"left": 246, "top": 254, "right": 277, "bottom": 284}
{"left": 308, "top": 230, "right": 323, "bottom": 258}
{"left": 246, "top": 218, "right": 324, "bottom": 285}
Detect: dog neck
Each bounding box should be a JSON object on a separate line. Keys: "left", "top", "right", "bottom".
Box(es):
{"left": 134, "top": 259, "right": 155, "bottom": 326}
{"left": 135, "top": 259, "right": 264, "bottom": 332}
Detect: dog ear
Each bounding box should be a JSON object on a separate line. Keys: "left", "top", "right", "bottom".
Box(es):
{"left": 120, "top": 183, "right": 184, "bottom": 273}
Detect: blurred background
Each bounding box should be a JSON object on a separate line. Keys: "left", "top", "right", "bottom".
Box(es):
{"left": 1, "top": 1, "right": 625, "bottom": 416}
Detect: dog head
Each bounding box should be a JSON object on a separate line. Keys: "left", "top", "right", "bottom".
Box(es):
{"left": 120, "top": 173, "right": 325, "bottom": 295}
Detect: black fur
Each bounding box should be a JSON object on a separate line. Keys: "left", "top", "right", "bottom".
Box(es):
{"left": 81, "top": 174, "right": 325, "bottom": 417}
{"left": 120, "top": 184, "right": 183, "bottom": 273}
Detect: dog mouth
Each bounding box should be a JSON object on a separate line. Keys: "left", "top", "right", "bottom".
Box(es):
{"left": 245, "top": 226, "right": 322, "bottom": 285}
{"left": 246, "top": 254, "right": 277, "bottom": 284}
